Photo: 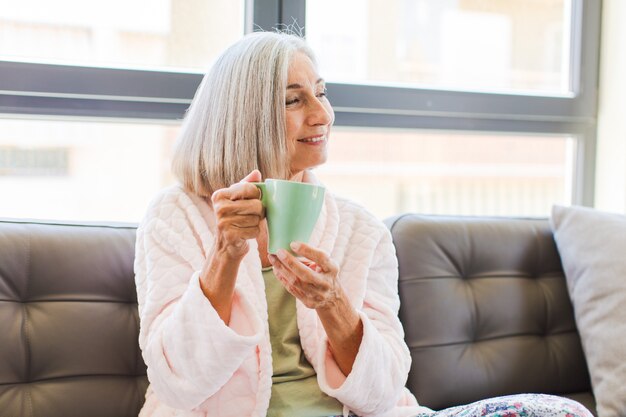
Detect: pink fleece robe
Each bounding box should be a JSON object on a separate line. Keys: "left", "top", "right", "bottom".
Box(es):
{"left": 134, "top": 179, "right": 432, "bottom": 417}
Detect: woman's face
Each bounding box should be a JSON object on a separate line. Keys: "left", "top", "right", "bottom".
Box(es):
{"left": 285, "top": 52, "right": 334, "bottom": 180}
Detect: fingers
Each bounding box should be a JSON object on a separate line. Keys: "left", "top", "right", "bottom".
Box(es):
{"left": 289, "top": 242, "right": 336, "bottom": 273}
{"left": 270, "top": 249, "right": 312, "bottom": 280}
{"left": 214, "top": 198, "right": 263, "bottom": 217}
{"left": 239, "top": 169, "right": 262, "bottom": 183}
{"left": 214, "top": 201, "right": 263, "bottom": 240}
{"left": 212, "top": 182, "right": 262, "bottom": 203}
{"left": 269, "top": 247, "right": 336, "bottom": 286}
{"left": 218, "top": 213, "right": 261, "bottom": 229}
{"left": 210, "top": 174, "right": 265, "bottom": 250}
{"left": 269, "top": 251, "right": 335, "bottom": 310}
{"left": 274, "top": 271, "right": 304, "bottom": 298}
{"left": 269, "top": 254, "right": 298, "bottom": 286}
{"left": 239, "top": 170, "right": 263, "bottom": 200}
{"left": 221, "top": 224, "right": 261, "bottom": 240}
{"left": 272, "top": 260, "right": 310, "bottom": 299}
{"left": 211, "top": 169, "right": 263, "bottom": 203}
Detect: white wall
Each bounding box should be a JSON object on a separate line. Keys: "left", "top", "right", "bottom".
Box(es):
{"left": 594, "top": 0, "right": 626, "bottom": 213}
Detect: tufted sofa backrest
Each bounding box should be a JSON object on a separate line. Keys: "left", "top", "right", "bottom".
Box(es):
{"left": 1, "top": 216, "right": 597, "bottom": 416}
{"left": 0, "top": 219, "right": 147, "bottom": 417}
{"left": 385, "top": 214, "right": 595, "bottom": 412}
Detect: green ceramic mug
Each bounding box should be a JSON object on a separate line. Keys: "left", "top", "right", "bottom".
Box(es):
{"left": 253, "top": 179, "right": 326, "bottom": 254}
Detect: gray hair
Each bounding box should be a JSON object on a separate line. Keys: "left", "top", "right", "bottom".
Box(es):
{"left": 171, "top": 31, "right": 317, "bottom": 197}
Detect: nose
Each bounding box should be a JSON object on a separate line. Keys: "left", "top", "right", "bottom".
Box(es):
{"left": 306, "top": 97, "right": 333, "bottom": 126}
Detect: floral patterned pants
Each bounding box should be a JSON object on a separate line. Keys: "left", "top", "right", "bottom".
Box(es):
{"left": 414, "top": 394, "right": 593, "bottom": 417}
{"left": 333, "top": 393, "right": 593, "bottom": 417}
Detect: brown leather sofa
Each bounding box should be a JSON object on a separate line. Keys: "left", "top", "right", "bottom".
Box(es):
{"left": 385, "top": 214, "right": 596, "bottom": 415}
{"left": 0, "top": 219, "right": 147, "bottom": 417}
{"left": 0, "top": 216, "right": 597, "bottom": 417}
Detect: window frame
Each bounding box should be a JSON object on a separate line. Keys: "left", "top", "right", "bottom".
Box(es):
{"left": 0, "top": 0, "right": 601, "bottom": 205}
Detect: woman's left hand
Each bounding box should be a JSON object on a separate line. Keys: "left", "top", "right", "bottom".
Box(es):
{"left": 268, "top": 242, "right": 340, "bottom": 310}
{"left": 271, "top": 241, "right": 363, "bottom": 376}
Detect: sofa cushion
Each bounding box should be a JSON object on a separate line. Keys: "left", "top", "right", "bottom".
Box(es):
{"left": 0, "top": 219, "right": 148, "bottom": 417}
{"left": 386, "top": 214, "right": 594, "bottom": 412}
{"left": 551, "top": 205, "right": 626, "bottom": 417}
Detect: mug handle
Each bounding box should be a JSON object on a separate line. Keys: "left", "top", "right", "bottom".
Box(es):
{"left": 252, "top": 182, "right": 267, "bottom": 206}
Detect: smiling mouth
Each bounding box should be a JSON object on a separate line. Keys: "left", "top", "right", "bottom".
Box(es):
{"left": 297, "top": 135, "right": 326, "bottom": 143}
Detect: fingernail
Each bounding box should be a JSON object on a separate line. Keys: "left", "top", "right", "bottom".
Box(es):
{"left": 277, "top": 249, "right": 288, "bottom": 260}
{"left": 290, "top": 242, "right": 301, "bottom": 251}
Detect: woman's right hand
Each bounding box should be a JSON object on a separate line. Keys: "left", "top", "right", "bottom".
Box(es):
{"left": 210, "top": 170, "right": 265, "bottom": 261}
{"left": 200, "top": 170, "right": 264, "bottom": 324}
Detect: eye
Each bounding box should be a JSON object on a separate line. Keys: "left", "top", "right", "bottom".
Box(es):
{"left": 286, "top": 97, "right": 300, "bottom": 106}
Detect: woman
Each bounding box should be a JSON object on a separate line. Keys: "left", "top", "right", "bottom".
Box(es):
{"left": 134, "top": 32, "right": 592, "bottom": 417}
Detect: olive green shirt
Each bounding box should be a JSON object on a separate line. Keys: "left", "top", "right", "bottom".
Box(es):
{"left": 263, "top": 268, "right": 343, "bottom": 417}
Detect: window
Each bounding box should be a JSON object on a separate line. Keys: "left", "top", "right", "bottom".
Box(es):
{"left": 0, "top": 118, "right": 178, "bottom": 222}
{"left": 0, "top": 0, "right": 600, "bottom": 221}
{"left": 316, "top": 128, "right": 575, "bottom": 218}
{"left": 0, "top": 0, "right": 245, "bottom": 71}
{"left": 302, "top": 0, "right": 599, "bottom": 214}
{"left": 307, "top": 0, "right": 573, "bottom": 95}
{"left": 0, "top": 0, "right": 244, "bottom": 221}
{"left": 0, "top": 0, "right": 247, "bottom": 120}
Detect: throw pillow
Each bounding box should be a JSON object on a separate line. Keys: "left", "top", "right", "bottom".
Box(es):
{"left": 551, "top": 205, "right": 626, "bottom": 417}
